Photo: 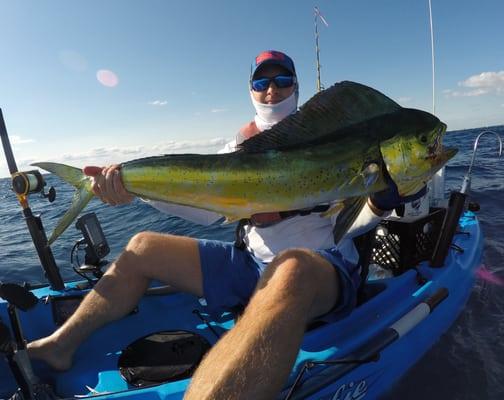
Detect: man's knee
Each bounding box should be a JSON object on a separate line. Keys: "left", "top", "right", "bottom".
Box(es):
{"left": 127, "top": 231, "right": 159, "bottom": 253}
{"left": 117, "top": 231, "right": 177, "bottom": 273}
{"left": 267, "top": 248, "right": 332, "bottom": 293}
{"left": 127, "top": 231, "right": 182, "bottom": 253}
{"left": 257, "top": 248, "right": 340, "bottom": 317}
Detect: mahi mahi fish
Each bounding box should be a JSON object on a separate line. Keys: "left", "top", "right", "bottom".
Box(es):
{"left": 33, "top": 81, "right": 457, "bottom": 244}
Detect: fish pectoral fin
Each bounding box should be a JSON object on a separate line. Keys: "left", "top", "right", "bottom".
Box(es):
{"left": 320, "top": 202, "right": 345, "bottom": 218}
{"left": 361, "top": 162, "right": 381, "bottom": 188}
{"left": 332, "top": 196, "right": 368, "bottom": 245}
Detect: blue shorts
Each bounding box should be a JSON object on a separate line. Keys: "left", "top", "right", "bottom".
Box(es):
{"left": 198, "top": 239, "right": 360, "bottom": 320}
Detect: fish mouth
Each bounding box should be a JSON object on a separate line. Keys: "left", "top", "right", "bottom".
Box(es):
{"left": 425, "top": 144, "right": 457, "bottom": 161}
{"left": 398, "top": 146, "right": 458, "bottom": 197}
{"left": 424, "top": 145, "right": 457, "bottom": 180}
{"left": 434, "top": 146, "right": 458, "bottom": 164}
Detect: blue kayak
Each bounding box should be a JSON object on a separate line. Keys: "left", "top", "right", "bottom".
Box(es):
{"left": 0, "top": 211, "right": 483, "bottom": 399}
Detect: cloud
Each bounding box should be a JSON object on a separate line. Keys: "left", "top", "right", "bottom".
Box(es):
{"left": 149, "top": 100, "right": 168, "bottom": 106}
{"left": 10, "top": 135, "right": 35, "bottom": 145}
{"left": 152, "top": 138, "right": 228, "bottom": 153}
{"left": 460, "top": 71, "right": 504, "bottom": 89}
{"left": 21, "top": 158, "right": 37, "bottom": 164}
{"left": 445, "top": 71, "right": 504, "bottom": 98}
{"left": 444, "top": 88, "right": 491, "bottom": 98}
{"left": 211, "top": 108, "right": 228, "bottom": 113}
{"left": 31, "top": 137, "right": 231, "bottom": 168}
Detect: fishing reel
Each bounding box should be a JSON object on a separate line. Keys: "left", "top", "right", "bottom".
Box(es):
{"left": 11, "top": 170, "right": 56, "bottom": 203}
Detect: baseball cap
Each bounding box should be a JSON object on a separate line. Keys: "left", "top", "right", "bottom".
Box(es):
{"left": 251, "top": 50, "right": 296, "bottom": 78}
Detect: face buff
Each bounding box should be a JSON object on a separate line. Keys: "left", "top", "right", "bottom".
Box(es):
{"left": 251, "top": 90, "right": 299, "bottom": 132}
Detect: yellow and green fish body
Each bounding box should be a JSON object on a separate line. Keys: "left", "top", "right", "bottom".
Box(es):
{"left": 121, "top": 142, "right": 387, "bottom": 221}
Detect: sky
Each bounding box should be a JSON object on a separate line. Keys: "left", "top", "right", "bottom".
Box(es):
{"left": 0, "top": 0, "right": 503, "bottom": 178}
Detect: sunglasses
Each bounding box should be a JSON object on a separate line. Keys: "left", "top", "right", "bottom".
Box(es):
{"left": 251, "top": 75, "right": 296, "bottom": 92}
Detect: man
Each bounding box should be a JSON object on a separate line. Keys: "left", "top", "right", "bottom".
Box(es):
{"left": 29, "top": 50, "right": 414, "bottom": 399}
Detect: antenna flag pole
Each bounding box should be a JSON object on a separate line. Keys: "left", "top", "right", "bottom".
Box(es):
{"left": 314, "top": 6, "right": 329, "bottom": 93}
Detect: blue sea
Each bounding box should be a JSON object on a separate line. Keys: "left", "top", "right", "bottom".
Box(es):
{"left": 0, "top": 126, "right": 503, "bottom": 399}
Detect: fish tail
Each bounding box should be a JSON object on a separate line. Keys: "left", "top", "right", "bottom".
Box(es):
{"left": 31, "top": 162, "right": 94, "bottom": 244}
{"left": 32, "top": 162, "right": 86, "bottom": 188}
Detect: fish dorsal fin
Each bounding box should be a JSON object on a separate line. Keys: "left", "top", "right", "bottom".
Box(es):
{"left": 238, "top": 81, "right": 401, "bottom": 153}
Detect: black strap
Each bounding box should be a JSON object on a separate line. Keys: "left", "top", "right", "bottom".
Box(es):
{"left": 278, "top": 204, "right": 330, "bottom": 220}
{"left": 234, "top": 219, "right": 249, "bottom": 250}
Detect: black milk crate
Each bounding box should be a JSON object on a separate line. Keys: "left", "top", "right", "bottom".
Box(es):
{"left": 371, "top": 208, "right": 446, "bottom": 275}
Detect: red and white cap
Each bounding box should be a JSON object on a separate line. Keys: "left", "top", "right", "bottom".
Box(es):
{"left": 251, "top": 50, "right": 296, "bottom": 78}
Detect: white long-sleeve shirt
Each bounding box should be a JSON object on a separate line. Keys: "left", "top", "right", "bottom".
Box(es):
{"left": 144, "top": 138, "right": 384, "bottom": 265}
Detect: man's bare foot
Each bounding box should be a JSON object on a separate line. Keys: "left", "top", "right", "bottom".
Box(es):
{"left": 27, "top": 336, "right": 73, "bottom": 371}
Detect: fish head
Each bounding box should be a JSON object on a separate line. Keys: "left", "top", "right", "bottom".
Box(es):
{"left": 379, "top": 109, "right": 457, "bottom": 196}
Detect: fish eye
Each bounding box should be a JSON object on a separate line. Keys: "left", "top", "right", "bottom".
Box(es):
{"left": 420, "top": 135, "right": 428, "bottom": 143}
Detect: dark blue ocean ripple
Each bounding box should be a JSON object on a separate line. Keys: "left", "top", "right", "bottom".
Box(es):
{"left": 0, "top": 125, "right": 503, "bottom": 399}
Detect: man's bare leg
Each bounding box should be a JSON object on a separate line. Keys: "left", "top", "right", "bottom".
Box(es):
{"left": 185, "top": 248, "right": 340, "bottom": 400}
{"left": 28, "top": 232, "right": 203, "bottom": 370}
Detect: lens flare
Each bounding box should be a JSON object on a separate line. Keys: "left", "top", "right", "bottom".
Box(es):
{"left": 96, "top": 69, "right": 119, "bottom": 87}
{"left": 475, "top": 265, "right": 504, "bottom": 287}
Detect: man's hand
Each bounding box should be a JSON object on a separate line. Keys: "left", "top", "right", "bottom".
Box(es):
{"left": 83, "top": 165, "right": 134, "bottom": 206}
{"left": 370, "top": 170, "right": 427, "bottom": 213}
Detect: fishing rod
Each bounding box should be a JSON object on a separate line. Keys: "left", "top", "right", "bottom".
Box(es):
{"left": 0, "top": 109, "right": 64, "bottom": 290}
{"left": 428, "top": 0, "right": 436, "bottom": 116}
{"left": 427, "top": 0, "right": 446, "bottom": 205}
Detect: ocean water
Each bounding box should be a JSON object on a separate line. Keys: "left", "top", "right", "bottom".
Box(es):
{"left": 0, "top": 126, "right": 503, "bottom": 399}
